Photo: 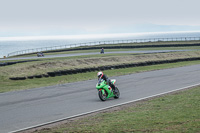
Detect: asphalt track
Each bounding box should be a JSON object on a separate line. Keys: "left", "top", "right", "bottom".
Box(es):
{"left": 1, "top": 64, "right": 200, "bottom": 133}
{"left": 0, "top": 50, "right": 189, "bottom": 61}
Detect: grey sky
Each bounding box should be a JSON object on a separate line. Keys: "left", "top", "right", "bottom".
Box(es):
{"left": 0, "top": 0, "right": 200, "bottom": 37}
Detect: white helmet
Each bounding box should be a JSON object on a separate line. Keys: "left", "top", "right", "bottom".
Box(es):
{"left": 97, "top": 71, "right": 103, "bottom": 78}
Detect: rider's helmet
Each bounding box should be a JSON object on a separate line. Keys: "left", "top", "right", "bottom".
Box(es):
{"left": 97, "top": 71, "right": 103, "bottom": 79}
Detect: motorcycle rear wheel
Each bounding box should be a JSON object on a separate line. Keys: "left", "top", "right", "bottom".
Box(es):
{"left": 114, "top": 87, "right": 120, "bottom": 99}
{"left": 98, "top": 90, "right": 107, "bottom": 101}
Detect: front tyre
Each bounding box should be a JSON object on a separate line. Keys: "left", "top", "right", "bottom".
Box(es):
{"left": 114, "top": 87, "right": 120, "bottom": 99}
{"left": 98, "top": 90, "right": 107, "bottom": 101}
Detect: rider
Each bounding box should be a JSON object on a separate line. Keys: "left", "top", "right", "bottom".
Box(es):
{"left": 100, "top": 48, "right": 104, "bottom": 54}
{"left": 97, "top": 71, "right": 117, "bottom": 94}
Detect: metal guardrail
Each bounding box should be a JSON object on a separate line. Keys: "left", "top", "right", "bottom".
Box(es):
{"left": 7, "top": 37, "right": 200, "bottom": 57}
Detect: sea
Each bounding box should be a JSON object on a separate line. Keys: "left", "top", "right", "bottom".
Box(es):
{"left": 0, "top": 31, "right": 200, "bottom": 58}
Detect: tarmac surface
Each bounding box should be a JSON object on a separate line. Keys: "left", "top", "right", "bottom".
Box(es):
{"left": 1, "top": 64, "right": 200, "bottom": 133}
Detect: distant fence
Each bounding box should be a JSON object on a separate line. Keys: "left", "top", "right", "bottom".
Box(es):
{"left": 7, "top": 37, "right": 200, "bottom": 57}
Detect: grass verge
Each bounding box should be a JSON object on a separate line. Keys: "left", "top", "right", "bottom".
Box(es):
{"left": 1, "top": 60, "right": 200, "bottom": 93}
{"left": 36, "top": 85, "right": 200, "bottom": 133}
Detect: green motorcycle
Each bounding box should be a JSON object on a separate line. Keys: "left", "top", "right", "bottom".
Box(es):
{"left": 96, "top": 79, "right": 120, "bottom": 101}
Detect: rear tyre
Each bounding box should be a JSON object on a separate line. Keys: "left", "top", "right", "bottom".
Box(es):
{"left": 98, "top": 90, "right": 107, "bottom": 101}
{"left": 114, "top": 87, "right": 120, "bottom": 99}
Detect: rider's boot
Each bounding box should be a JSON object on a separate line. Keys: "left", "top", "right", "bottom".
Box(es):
{"left": 111, "top": 84, "right": 117, "bottom": 94}
{"left": 109, "top": 81, "right": 117, "bottom": 94}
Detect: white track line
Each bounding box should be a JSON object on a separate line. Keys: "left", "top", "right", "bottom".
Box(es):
{"left": 10, "top": 83, "right": 200, "bottom": 133}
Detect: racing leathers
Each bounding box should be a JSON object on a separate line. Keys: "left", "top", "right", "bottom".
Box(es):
{"left": 98, "top": 74, "right": 117, "bottom": 94}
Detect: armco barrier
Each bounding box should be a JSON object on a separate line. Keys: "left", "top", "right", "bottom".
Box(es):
{"left": 43, "top": 43, "right": 200, "bottom": 53}
{"left": 39, "top": 43, "right": 200, "bottom": 55}
{"left": 9, "top": 57, "right": 200, "bottom": 80}
{"left": 6, "top": 40, "right": 200, "bottom": 57}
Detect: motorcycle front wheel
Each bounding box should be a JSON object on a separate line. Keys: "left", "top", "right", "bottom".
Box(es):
{"left": 98, "top": 90, "right": 107, "bottom": 101}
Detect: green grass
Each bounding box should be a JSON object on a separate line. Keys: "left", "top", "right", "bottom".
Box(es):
{"left": 37, "top": 85, "right": 200, "bottom": 133}
{"left": 1, "top": 60, "right": 200, "bottom": 93}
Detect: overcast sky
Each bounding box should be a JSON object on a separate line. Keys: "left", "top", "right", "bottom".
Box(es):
{"left": 1, "top": 0, "right": 200, "bottom": 37}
